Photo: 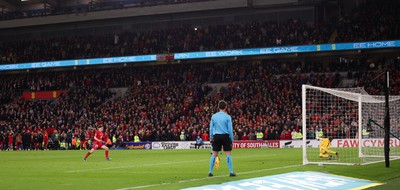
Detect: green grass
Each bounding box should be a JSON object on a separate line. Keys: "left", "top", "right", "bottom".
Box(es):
{"left": 0, "top": 148, "right": 399, "bottom": 190}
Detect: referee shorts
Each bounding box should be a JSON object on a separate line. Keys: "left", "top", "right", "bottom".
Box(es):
{"left": 212, "top": 134, "right": 232, "bottom": 151}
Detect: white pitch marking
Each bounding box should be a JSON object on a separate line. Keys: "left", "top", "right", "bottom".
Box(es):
{"left": 116, "top": 183, "right": 171, "bottom": 190}
{"left": 65, "top": 154, "right": 275, "bottom": 173}
{"left": 114, "top": 164, "right": 302, "bottom": 190}
{"left": 4, "top": 155, "right": 78, "bottom": 160}
{"left": 66, "top": 159, "right": 208, "bottom": 173}
{"left": 127, "top": 172, "right": 204, "bottom": 174}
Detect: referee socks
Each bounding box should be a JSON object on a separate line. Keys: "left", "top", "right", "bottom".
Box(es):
{"left": 209, "top": 155, "right": 216, "bottom": 174}
{"left": 226, "top": 155, "right": 234, "bottom": 174}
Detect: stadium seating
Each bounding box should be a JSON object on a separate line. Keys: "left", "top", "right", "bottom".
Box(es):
{"left": 0, "top": 19, "right": 330, "bottom": 64}
{"left": 1, "top": 56, "right": 399, "bottom": 150}
{"left": 0, "top": 0, "right": 399, "bottom": 149}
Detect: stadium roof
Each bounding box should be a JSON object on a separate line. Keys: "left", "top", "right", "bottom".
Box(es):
{"left": 0, "top": 0, "right": 58, "bottom": 11}
{"left": 0, "top": 0, "right": 103, "bottom": 12}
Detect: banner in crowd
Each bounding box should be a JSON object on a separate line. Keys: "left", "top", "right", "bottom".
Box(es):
{"left": 22, "top": 90, "right": 67, "bottom": 100}
{"left": 278, "top": 138, "right": 400, "bottom": 148}
{"left": 156, "top": 54, "right": 174, "bottom": 64}
{"left": 152, "top": 141, "right": 193, "bottom": 149}
{"left": 124, "top": 142, "right": 152, "bottom": 150}
{"left": 0, "top": 54, "right": 157, "bottom": 71}
{"left": 174, "top": 40, "right": 400, "bottom": 60}
{"left": 233, "top": 140, "right": 268, "bottom": 149}
{"left": 150, "top": 140, "right": 271, "bottom": 149}
{"left": 334, "top": 138, "right": 400, "bottom": 148}
{"left": 1, "top": 40, "right": 399, "bottom": 71}
{"left": 189, "top": 141, "right": 212, "bottom": 149}
{"left": 126, "top": 138, "right": 400, "bottom": 150}
{"left": 279, "top": 140, "right": 320, "bottom": 148}
{"left": 266, "top": 140, "right": 280, "bottom": 148}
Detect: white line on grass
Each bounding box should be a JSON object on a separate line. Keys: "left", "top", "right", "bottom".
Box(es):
{"left": 66, "top": 159, "right": 208, "bottom": 173}
{"left": 127, "top": 172, "right": 204, "bottom": 174}
{"left": 65, "top": 154, "right": 274, "bottom": 173}
{"left": 116, "top": 183, "right": 171, "bottom": 190}
{"left": 3, "top": 155, "right": 78, "bottom": 160}
{"left": 114, "top": 164, "right": 302, "bottom": 190}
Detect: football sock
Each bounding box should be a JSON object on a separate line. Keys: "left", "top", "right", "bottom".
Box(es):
{"left": 84, "top": 152, "right": 91, "bottom": 159}
{"left": 227, "top": 155, "right": 233, "bottom": 173}
{"left": 209, "top": 155, "right": 216, "bottom": 174}
{"left": 105, "top": 150, "right": 109, "bottom": 158}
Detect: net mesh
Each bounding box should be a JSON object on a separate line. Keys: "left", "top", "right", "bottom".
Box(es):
{"left": 303, "top": 85, "right": 400, "bottom": 165}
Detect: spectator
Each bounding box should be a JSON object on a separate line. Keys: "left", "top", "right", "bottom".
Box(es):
{"left": 195, "top": 136, "right": 203, "bottom": 149}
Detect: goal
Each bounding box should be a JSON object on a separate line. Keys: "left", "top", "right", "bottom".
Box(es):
{"left": 302, "top": 84, "right": 400, "bottom": 165}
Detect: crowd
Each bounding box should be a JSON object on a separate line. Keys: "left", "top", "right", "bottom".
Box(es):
{"left": 0, "top": 68, "right": 136, "bottom": 92}
{"left": 0, "top": 19, "right": 330, "bottom": 64}
{"left": 0, "top": 68, "right": 124, "bottom": 150}
{"left": 1, "top": 1, "right": 399, "bottom": 65}
{"left": 1, "top": 0, "right": 399, "bottom": 150}
{"left": 0, "top": 56, "right": 398, "bottom": 150}
{"left": 335, "top": 0, "right": 400, "bottom": 43}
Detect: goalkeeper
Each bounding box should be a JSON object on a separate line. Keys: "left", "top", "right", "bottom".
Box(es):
{"left": 319, "top": 137, "right": 339, "bottom": 159}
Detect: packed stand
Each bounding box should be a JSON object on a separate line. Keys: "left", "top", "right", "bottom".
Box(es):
{"left": 0, "top": 69, "right": 133, "bottom": 150}
{"left": 94, "top": 64, "right": 213, "bottom": 145}
{"left": 0, "top": 68, "right": 133, "bottom": 92}
{"left": 1, "top": 57, "right": 399, "bottom": 150}
{"left": 0, "top": 19, "right": 329, "bottom": 64}
{"left": 1, "top": 0, "right": 399, "bottom": 65}
{"left": 335, "top": 0, "right": 400, "bottom": 42}
{"left": 0, "top": 64, "right": 213, "bottom": 150}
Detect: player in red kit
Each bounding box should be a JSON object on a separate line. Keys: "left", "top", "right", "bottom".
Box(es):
{"left": 83, "top": 126, "right": 111, "bottom": 161}
{"left": 0, "top": 131, "right": 4, "bottom": 151}
{"left": 8, "top": 132, "right": 13, "bottom": 151}
{"left": 43, "top": 131, "right": 49, "bottom": 150}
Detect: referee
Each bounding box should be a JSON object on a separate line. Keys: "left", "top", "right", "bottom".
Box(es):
{"left": 208, "top": 100, "right": 236, "bottom": 177}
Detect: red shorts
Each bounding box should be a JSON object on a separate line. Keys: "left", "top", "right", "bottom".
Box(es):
{"left": 92, "top": 142, "right": 103, "bottom": 150}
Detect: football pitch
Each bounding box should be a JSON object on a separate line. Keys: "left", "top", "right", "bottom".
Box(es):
{"left": 0, "top": 148, "right": 399, "bottom": 190}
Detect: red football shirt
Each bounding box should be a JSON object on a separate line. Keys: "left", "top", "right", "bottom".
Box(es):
{"left": 8, "top": 134, "right": 13, "bottom": 143}
{"left": 94, "top": 131, "right": 104, "bottom": 143}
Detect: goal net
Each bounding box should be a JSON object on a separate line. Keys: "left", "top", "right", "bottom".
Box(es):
{"left": 302, "top": 84, "right": 400, "bottom": 165}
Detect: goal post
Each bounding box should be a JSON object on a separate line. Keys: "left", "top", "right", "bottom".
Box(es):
{"left": 302, "top": 84, "right": 400, "bottom": 166}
